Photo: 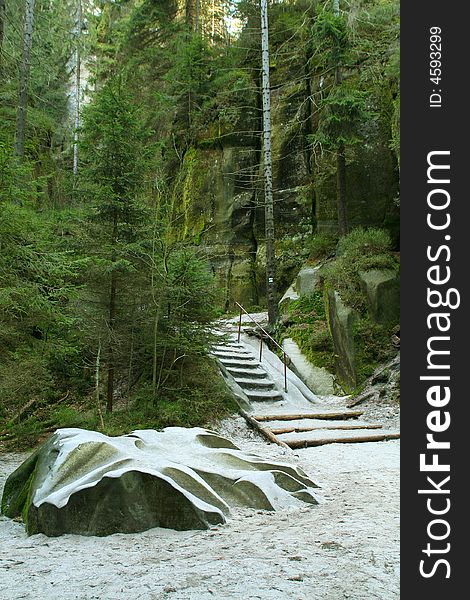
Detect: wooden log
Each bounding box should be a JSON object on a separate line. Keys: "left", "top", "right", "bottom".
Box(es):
{"left": 346, "top": 391, "right": 376, "bottom": 408}
{"left": 238, "top": 409, "right": 291, "bottom": 450}
{"left": 271, "top": 424, "right": 383, "bottom": 435}
{"left": 252, "top": 411, "right": 363, "bottom": 422}
{"left": 285, "top": 433, "right": 400, "bottom": 449}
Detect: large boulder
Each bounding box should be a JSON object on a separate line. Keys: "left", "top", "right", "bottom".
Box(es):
{"left": 295, "top": 266, "right": 321, "bottom": 297}
{"left": 282, "top": 337, "right": 336, "bottom": 396}
{"left": 359, "top": 269, "right": 400, "bottom": 326}
{"left": 327, "top": 290, "right": 358, "bottom": 390}
{"left": 278, "top": 284, "right": 299, "bottom": 312}
{"left": 1, "top": 427, "right": 319, "bottom": 537}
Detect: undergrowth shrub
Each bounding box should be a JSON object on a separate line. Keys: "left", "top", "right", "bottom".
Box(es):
{"left": 306, "top": 232, "right": 338, "bottom": 262}
{"left": 324, "top": 227, "right": 398, "bottom": 312}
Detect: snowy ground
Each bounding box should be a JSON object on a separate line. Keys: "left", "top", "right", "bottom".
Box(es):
{"left": 0, "top": 410, "right": 399, "bottom": 600}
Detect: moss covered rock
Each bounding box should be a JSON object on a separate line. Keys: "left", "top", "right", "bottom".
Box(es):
{"left": 326, "top": 290, "right": 358, "bottom": 390}
{"left": 359, "top": 269, "right": 400, "bottom": 326}
{"left": 2, "top": 427, "right": 319, "bottom": 537}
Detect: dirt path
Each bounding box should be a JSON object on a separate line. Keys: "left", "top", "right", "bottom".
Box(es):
{"left": 0, "top": 413, "right": 399, "bottom": 600}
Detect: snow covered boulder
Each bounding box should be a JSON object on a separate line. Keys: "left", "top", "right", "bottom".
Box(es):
{"left": 1, "top": 427, "right": 319, "bottom": 537}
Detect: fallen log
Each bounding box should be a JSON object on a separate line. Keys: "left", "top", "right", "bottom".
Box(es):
{"left": 252, "top": 411, "right": 363, "bottom": 422}
{"left": 8, "top": 390, "right": 70, "bottom": 425}
{"left": 271, "top": 423, "right": 383, "bottom": 435}
{"left": 238, "top": 409, "right": 291, "bottom": 450}
{"left": 346, "top": 391, "right": 376, "bottom": 408}
{"left": 285, "top": 432, "right": 400, "bottom": 449}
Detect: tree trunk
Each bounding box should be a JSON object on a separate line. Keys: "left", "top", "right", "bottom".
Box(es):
{"left": 151, "top": 304, "right": 161, "bottom": 398}
{"left": 106, "top": 211, "right": 118, "bottom": 413}
{"left": 95, "top": 342, "right": 104, "bottom": 429}
{"left": 15, "top": 0, "right": 36, "bottom": 160}
{"left": 73, "top": 0, "right": 82, "bottom": 177}
{"left": 195, "top": 0, "right": 200, "bottom": 32}
{"left": 336, "top": 142, "right": 348, "bottom": 236}
{"left": 252, "top": 410, "right": 363, "bottom": 421}
{"left": 333, "top": 0, "right": 348, "bottom": 236}
{"left": 106, "top": 271, "right": 117, "bottom": 413}
{"left": 260, "top": 0, "right": 277, "bottom": 326}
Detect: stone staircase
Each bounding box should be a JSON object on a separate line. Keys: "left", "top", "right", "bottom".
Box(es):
{"left": 212, "top": 343, "right": 283, "bottom": 403}
{"left": 213, "top": 332, "right": 400, "bottom": 450}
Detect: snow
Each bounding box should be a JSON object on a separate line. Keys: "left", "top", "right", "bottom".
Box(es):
{"left": 0, "top": 419, "right": 399, "bottom": 599}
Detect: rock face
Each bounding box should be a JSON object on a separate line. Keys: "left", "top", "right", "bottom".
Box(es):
{"left": 359, "top": 269, "right": 400, "bottom": 326}
{"left": 282, "top": 337, "right": 336, "bottom": 396}
{"left": 315, "top": 121, "right": 399, "bottom": 244}
{"left": 1, "top": 427, "right": 319, "bottom": 537}
{"left": 295, "top": 266, "right": 321, "bottom": 297}
{"left": 169, "top": 89, "right": 399, "bottom": 308}
{"left": 326, "top": 290, "right": 358, "bottom": 390}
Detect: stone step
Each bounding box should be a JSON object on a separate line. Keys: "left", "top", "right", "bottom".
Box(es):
{"left": 245, "top": 389, "right": 283, "bottom": 402}
{"left": 212, "top": 350, "right": 254, "bottom": 359}
{"left": 232, "top": 377, "right": 276, "bottom": 390}
{"left": 225, "top": 366, "right": 268, "bottom": 379}
{"left": 218, "top": 358, "right": 260, "bottom": 369}
{"left": 214, "top": 344, "right": 246, "bottom": 352}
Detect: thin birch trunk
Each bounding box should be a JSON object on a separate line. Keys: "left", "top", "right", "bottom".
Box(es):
{"left": 260, "top": 0, "right": 277, "bottom": 326}
{"left": 106, "top": 210, "right": 118, "bottom": 413}
{"left": 73, "top": 0, "right": 82, "bottom": 177}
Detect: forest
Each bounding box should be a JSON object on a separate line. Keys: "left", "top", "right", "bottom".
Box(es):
{"left": 0, "top": 0, "right": 400, "bottom": 448}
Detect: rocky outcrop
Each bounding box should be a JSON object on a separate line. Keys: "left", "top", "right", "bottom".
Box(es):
{"left": 2, "top": 427, "right": 320, "bottom": 536}
{"left": 169, "top": 68, "right": 399, "bottom": 307}
{"left": 295, "top": 266, "right": 321, "bottom": 297}
{"left": 315, "top": 120, "right": 400, "bottom": 245}
{"left": 282, "top": 337, "right": 336, "bottom": 396}
{"left": 347, "top": 353, "right": 400, "bottom": 408}
{"left": 359, "top": 269, "right": 400, "bottom": 326}
{"left": 326, "top": 290, "right": 358, "bottom": 390}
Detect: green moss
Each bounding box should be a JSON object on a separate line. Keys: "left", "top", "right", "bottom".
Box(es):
{"left": 287, "top": 292, "right": 326, "bottom": 323}
{"left": 306, "top": 233, "right": 338, "bottom": 263}
{"left": 283, "top": 293, "right": 336, "bottom": 373}
{"left": 170, "top": 147, "right": 210, "bottom": 244}
{"left": 353, "top": 318, "right": 394, "bottom": 384}
{"left": 1, "top": 449, "right": 39, "bottom": 519}
{"left": 323, "top": 228, "right": 398, "bottom": 313}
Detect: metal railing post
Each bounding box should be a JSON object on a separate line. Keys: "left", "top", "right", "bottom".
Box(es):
{"left": 283, "top": 353, "right": 288, "bottom": 393}
{"left": 234, "top": 301, "right": 290, "bottom": 394}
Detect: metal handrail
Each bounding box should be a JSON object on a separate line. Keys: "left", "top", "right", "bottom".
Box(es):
{"left": 235, "top": 301, "right": 288, "bottom": 393}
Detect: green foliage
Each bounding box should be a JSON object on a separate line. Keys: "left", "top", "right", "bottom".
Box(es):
{"left": 0, "top": 143, "right": 34, "bottom": 204}
{"left": 324, "top": 227, "right": 398, "bottom": 312}
{"left": 310, "top": 85, "right": 374, "bottom": 149}
{"left": 336, "top": 226, "right": 393, "bottom": 257}
{"left": 353, "top": 318, "right": 394, "bottom": 382}
{"left": 283, "top": 292, "right": 336, "bottom": 373}
{"left": 1, "top": 0, "right": 401, "bottom": 446}
{"left": 130, "top": 359, "right": 237, "bottom": 429}
{"left": 80, "top": 79, "right": 148, "bottom": 208}
{"left": 306, "top": 232, "right": 338, "bottom": 262}
{"left": 287, "top": 292, "right": 326, "bottom": 325}
{"left": 311, "top": 9, "right": 348, "bottom": 67}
